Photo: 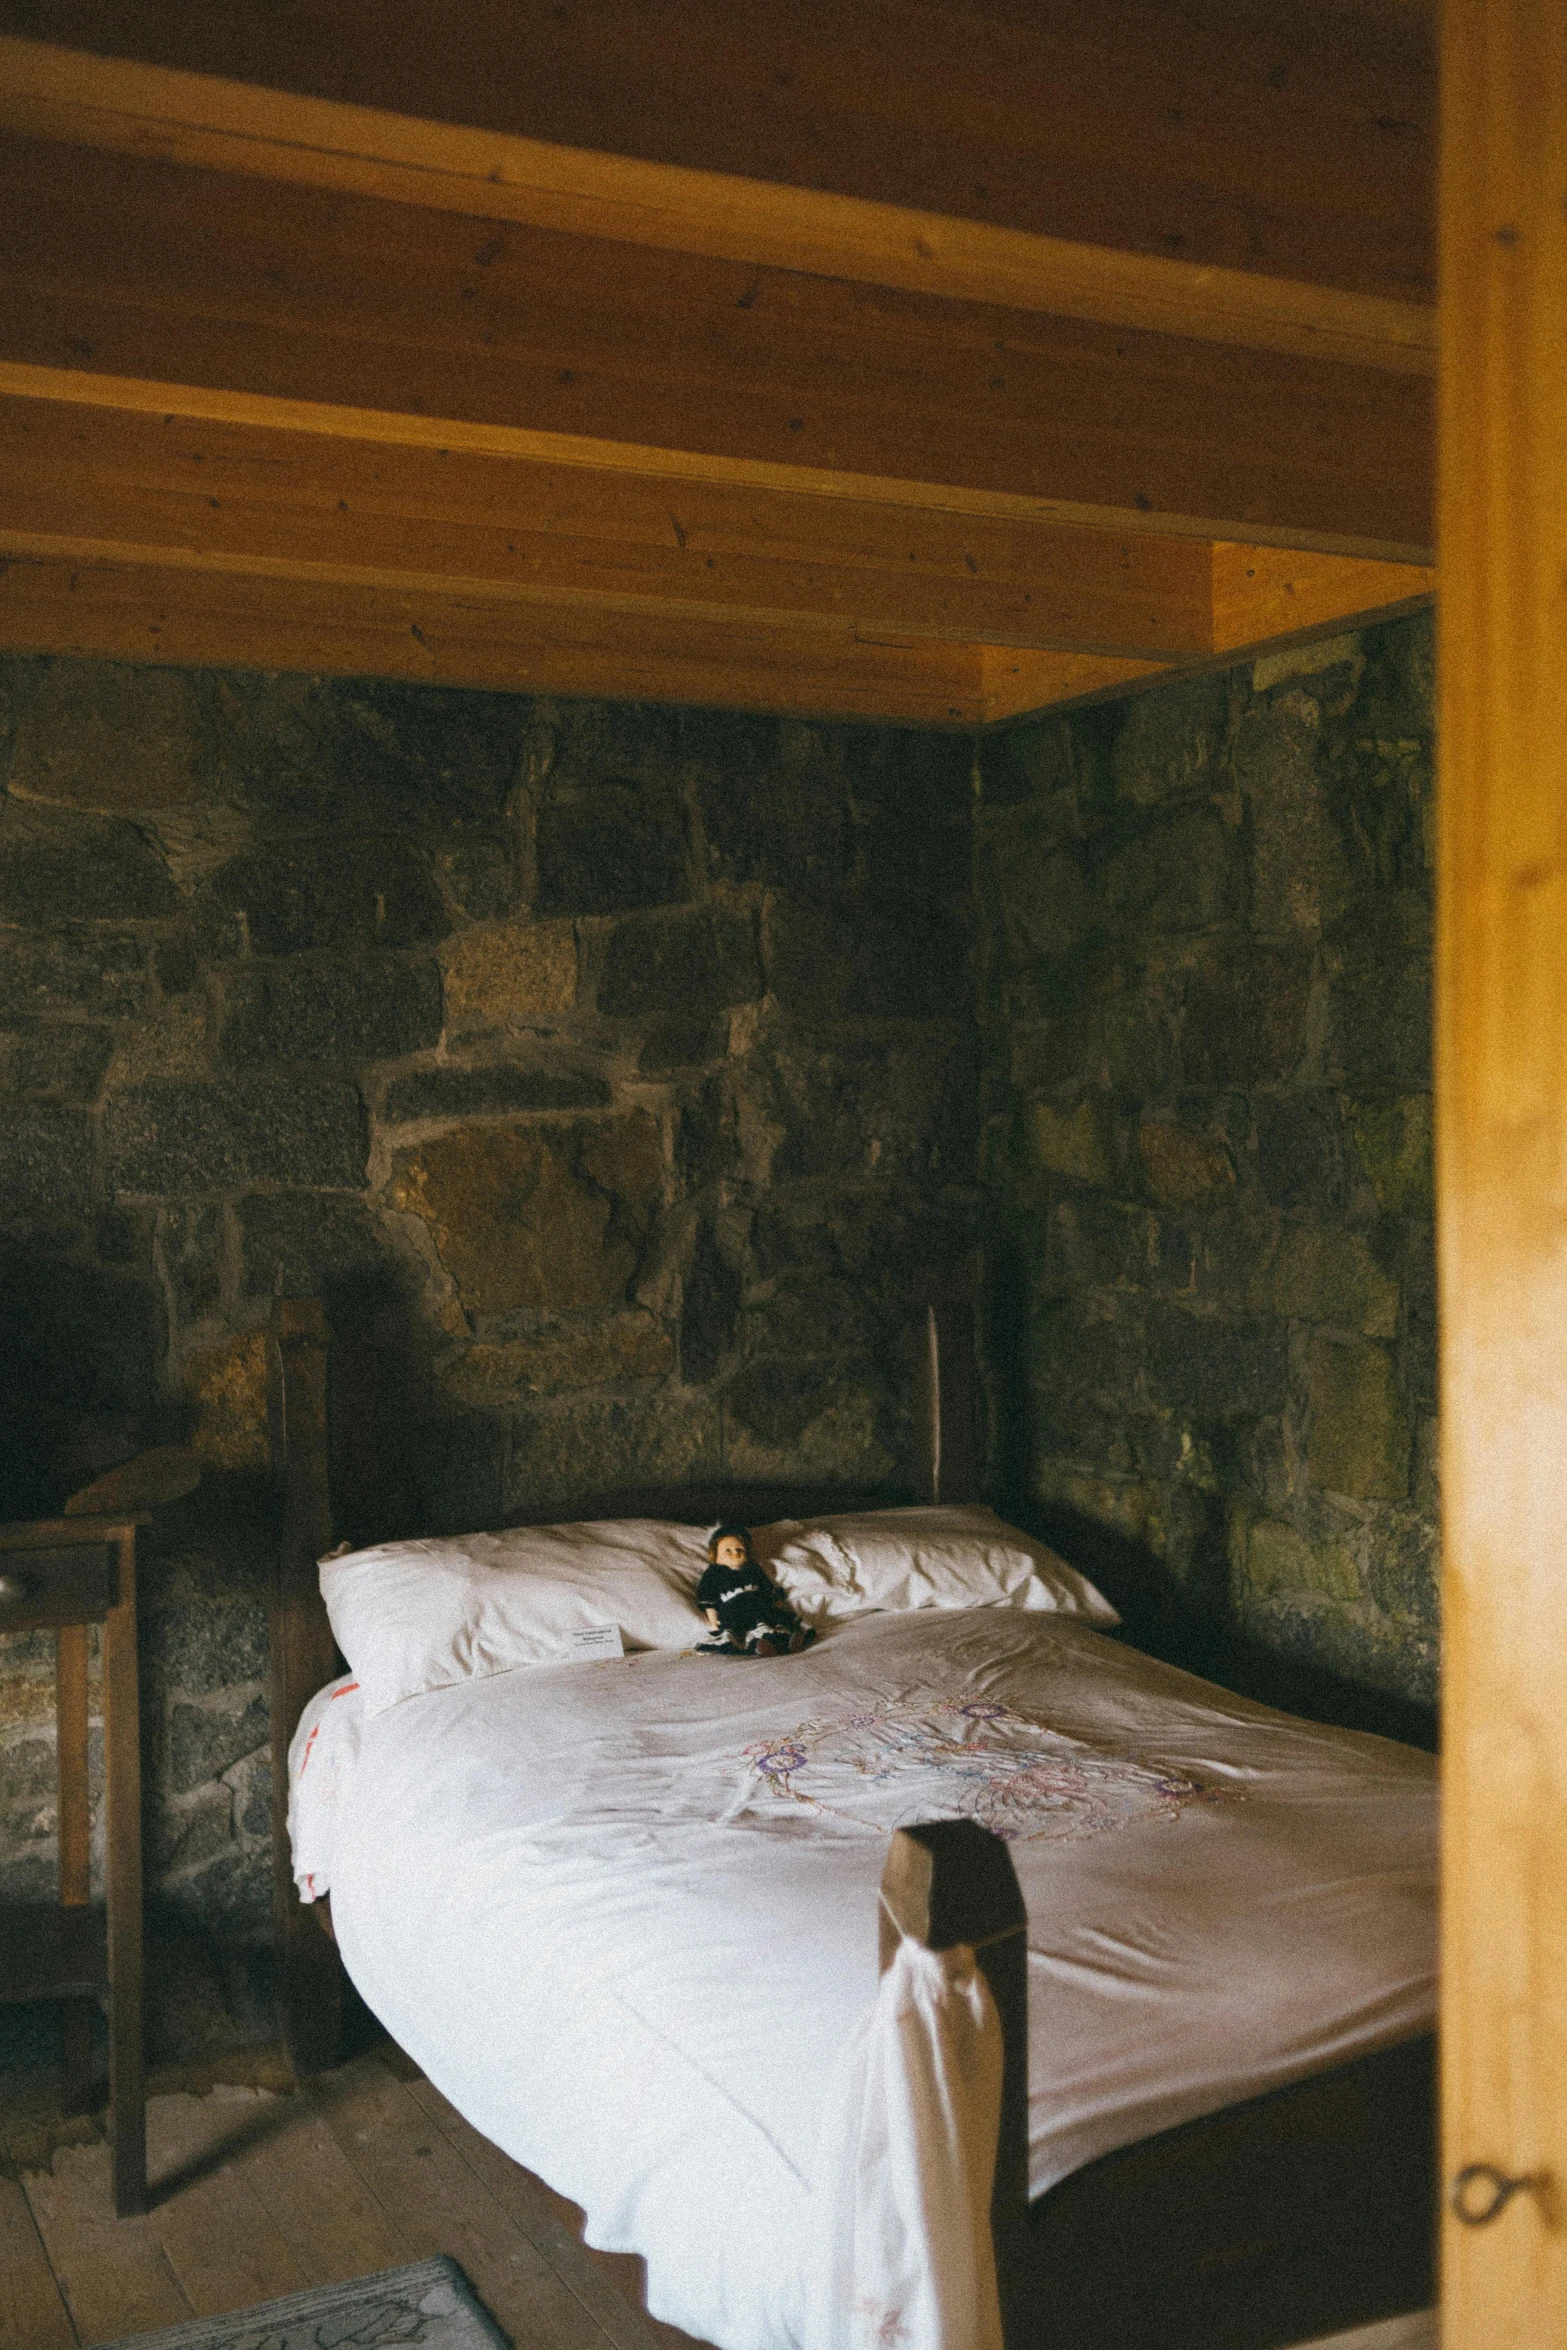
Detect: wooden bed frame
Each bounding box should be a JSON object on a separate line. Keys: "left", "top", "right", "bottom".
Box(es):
{"left": 267, "top": 1288, "right": 1434, "bottom": 2350}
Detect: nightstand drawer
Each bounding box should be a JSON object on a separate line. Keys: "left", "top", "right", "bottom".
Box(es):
{"left": 0, "top": 1542, "right": 116, "bottom": 1627}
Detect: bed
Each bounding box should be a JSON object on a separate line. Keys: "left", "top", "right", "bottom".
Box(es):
{"left": 267, "top": 1290, "right": 1436, "bottom": 2350}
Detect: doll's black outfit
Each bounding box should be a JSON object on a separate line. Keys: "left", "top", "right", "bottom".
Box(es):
{"left": 695, "top": 1559, "right": 814, "bottom": 1656}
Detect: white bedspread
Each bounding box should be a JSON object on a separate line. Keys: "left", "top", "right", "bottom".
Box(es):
{"left": 320, "top": 1610, "right": 1437, "bottom": 2350}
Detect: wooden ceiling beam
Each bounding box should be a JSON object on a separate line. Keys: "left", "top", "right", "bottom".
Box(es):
{"left": 0, "top": 37, "right": 1435, "bottom": 376}
{"left": 0, "top": 384, "right": 1220, "bottom": 658}
{"left": 0, "top": 1, "right": 1435, "bottom": 305}
{"left": 0, "top": 131, "right": 1435, "bottom": 559}
{"left": 0, "top": 371, "right": 1436, "bottom": 667}
{"left": 0, "top": 549, "right": 1168, "bottom": 728}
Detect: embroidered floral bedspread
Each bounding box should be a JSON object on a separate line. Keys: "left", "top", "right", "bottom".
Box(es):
{"left": 733, "top": 1696, "right": 1223, "bottom": 1843}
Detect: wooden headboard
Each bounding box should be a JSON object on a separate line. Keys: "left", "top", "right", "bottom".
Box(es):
{"left": 265, "top": 1272, "right": 980, "bottom": 2069}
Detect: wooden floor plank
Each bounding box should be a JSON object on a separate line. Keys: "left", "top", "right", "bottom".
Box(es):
{"left": 310, "top": 2053, "right": 621, "bottom": 2350}
{"left": 21, "top": 2137, "right": 191, "bottom": 2349}
{"left": 0, "top": 2168, "right": 78, "bottom": 2350}
{"left": 406, "top": 2073, "right": 704, "bottom": 2350}
{"left": 240, "top": 2088, "right": 412, "bottom": 2286}
{"left": 142, "top": 2087, "right": 311, "bottom": 2319}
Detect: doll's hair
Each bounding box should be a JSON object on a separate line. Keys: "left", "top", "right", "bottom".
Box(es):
{"left": 706, "top": 1521, "right": 753, "bottom": 1562}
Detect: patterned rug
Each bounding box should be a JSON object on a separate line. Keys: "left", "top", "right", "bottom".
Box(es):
{"left": 100, "top": 2254, "right": 511, "bottom": 2348}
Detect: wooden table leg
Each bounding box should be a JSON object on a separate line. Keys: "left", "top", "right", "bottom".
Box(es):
{"left": 55, "top": 1623, "right": 97, "bottom": 2116}
{"left": 104, "top": 1536, "right": 146, "bottom": 2218}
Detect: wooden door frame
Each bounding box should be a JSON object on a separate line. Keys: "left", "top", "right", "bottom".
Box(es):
{"left": 1437, "top": 0, "right": 1567, "bottom": 2337}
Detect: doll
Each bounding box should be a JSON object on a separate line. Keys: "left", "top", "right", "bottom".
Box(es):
{"left": 696, "top": 1523, "right": 815, "bottom": 1657}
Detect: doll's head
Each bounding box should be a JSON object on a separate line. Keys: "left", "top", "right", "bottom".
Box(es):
{"left": 706, "top": 1522, "right": 754, "bottom": 1570}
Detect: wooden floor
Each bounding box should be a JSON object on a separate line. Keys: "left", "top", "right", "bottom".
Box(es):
{"left": 0, "top": 2044, "right": 709, "bottom": 2350}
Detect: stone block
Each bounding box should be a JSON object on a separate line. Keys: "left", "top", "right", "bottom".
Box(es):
{"left": 680, "top": 1225, "right": 742, "bottom": 1384}
{"left": 1101, "top": 810, "right": 1237, "bottom": 935}
{"left": 1110, "top": 673, "right": 1231, "bottom": 806}
{"left": 638, "top": 1015, "right": 729, "bottom": 1073}
{"left": 381, "top": 1061, "right": 608, "bottom": 1123}
{"left": 3, "top": 1024, "right": 113, "bottom": 1099}
{"left": 0, "top": 804, "right": 179, "bottom": 921}
{"left": 0, "top": 1103, "right": 93, "bottom": 1223}
{"left": 1146, "top": 1307, "right": 1288, "bottom": 1417}
{"left": 181, "top": 1330, "right": 269, "bottom": 1470}
{"left": 211, "top": 839, "right": 447, "bottom": 956}
{"left": 1138, "top": 1121, "right": 1236, "bottom": 1209}
{"left": 1182, "top": 944, "right": 1313, "bottom": 1086}
{"left": 1349, "top": 1095, "right": 1432, "bottom": 1215}
{"left": 766, "top": 892, "right": 965, "bottom": 1021}
{"left": 9, "top": 663, "right": 206, "bottom": 811}
{"left": 105, "top": 995, "right": 210, "bottom": 1088}
{"left": 1328, "top": 895, "right": 1432, "bottom": 1090}
{"left": 974, "top": 713, "right": 1077, "bottom": 808}
{"left": 844, "top": 726, "right": 973, "bottom": 823}
{"left": 143, "top": 1594, "right": 269, "bottom": 1700}
{"left": 1400, "top": 1218, "right": 1438, "bottom": 1412}
{"left": 992, "top": 847, "right": 1091, "bottom": 961}
{"left": 552, "top": 697, "right": 683, "bottom": 782}
{"left": 1032, "top": 1294, "right": 1145, "bottom": 1405}
{"left": 437, "top": 1316, "right": 674, "bottom": 1407}
{"left": 442, "top": 919, "right": 576, "bottom": 1030}
{"left": 0, "top": 1731, "right": 57, "bottom": 1806}
{"left": 1254, "top": 1223, "right": 1398, "bottom": 1337}
{"left": 503, "top": 1391, "right": 721, "bottom": 1514}
{"left": 1022, "top": 1095, "right": 1113, "bottom": 1187}
{"left": 1308, "top": 1336, "right": 1410, "bottom": 1499}
{"left": 221, "top": 959, "right": 443, "bottom": 1066}
{"left": 0, "top": 930, "right": 148, "bottom": 1021}
{"left": 1254, "top": 1093, "right": 1346, "bottom": 1212}
{"left": 158, "top": 1203, "right": 226, "bottom": 1320}
{"left": 1362, "top": 1514, "right": 1439, "bottom": 1626}
{"left": 391, "top": 1113, "right": 663, "bottom": 1315}
{"left": 1234, "top": 687, "right": 1350, "bottom": 939}
{"left": 106, "top": 1073, "right": 368, "bottom": 1193}
{"left": 536, "top": 778, "right": 690, "bottom": 914}
{"left": 599, "top": 907, "right": 762, "bottom": 1021}
{"left": 225, "top": 673, "right": 528, "bottom": 830}
{"left": 1245, "top": 1519, "right": 1360, "bottom": 1603}
{"left": 1045, "top": 1195, "right": 1152, "bottom": 1290}
{"left": 692, "top": 730, "right": 846, "bottom": 890}
{"left": 742, "top": 1031, "right": 966, "bottom": 1185}
{"left": 676, "top": 1074, "right": 740, "bottom": 1192}
{"left": 237, "top": 1194, "right": 392, "bottom": 1300}
{"left": 724, "top": 1360, "right": 895, "bottom": 1481}
{"left": 435, "top": 836, "right": 519, "bottom": 919}
{"left": 157, "top": 937, "right": 198, "bottom": 995}
{"left": 169, "top": 1693, "right": 268, "bottom": 1797}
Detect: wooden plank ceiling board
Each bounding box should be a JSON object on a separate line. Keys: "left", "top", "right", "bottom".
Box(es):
{"left": 0, "top": 1, "right": 1437, "bottom": 302}
{"left": 0, "top": 6, "right": 1438, "bottom": 723}
{"left": 0, "top": 130, "right": 1434, "bottom": 559}
{"left": 0, "top": 38, "right": 1435, "bottom": 374}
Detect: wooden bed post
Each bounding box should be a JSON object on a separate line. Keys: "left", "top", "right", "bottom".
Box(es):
{"left": 915, "top": 1270, "right": 980, "bottom": 1507}
{"left": 266, "top": 1295, "right": 345, "bottom": 2075}
{"left": 880, "top": 1821, "right": 1029, "bottom": 2345}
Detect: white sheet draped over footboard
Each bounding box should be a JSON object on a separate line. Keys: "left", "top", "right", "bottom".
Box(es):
{"left": 811, "top": 1934, "right": 1003, "bottom": 2350}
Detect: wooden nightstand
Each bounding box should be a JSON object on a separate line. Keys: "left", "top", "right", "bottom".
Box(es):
{"left": 0, "top": 1512, "right": 147, "bottom": 2216}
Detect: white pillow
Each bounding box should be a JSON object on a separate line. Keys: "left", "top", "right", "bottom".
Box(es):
{"left": 320, "top": 1519, "right": 709, "bottom": 1716}
{"left": 754, "top": 1504, "right": 1119, "bottom": 1629}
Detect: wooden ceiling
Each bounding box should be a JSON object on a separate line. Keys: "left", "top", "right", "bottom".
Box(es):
{"left": 0, "top": 1, "right": 1436, "bottom": 726}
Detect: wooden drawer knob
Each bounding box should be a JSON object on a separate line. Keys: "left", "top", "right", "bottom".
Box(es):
{"left": 0, "top": 1570, "right": 33, "bottom": 1602}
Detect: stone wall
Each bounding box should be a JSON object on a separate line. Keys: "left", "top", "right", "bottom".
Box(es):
{"left": 974, "top": 615, "right": 1438, "bottom": 1731}
{"left": 0, "top": 656, "right": 976, "bottom": 2052}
